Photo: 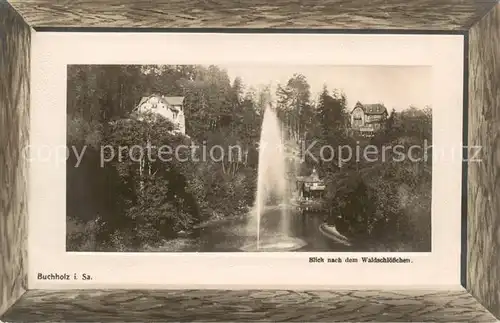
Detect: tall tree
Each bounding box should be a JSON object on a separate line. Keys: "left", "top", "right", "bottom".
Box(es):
{"left": 276, "top": 74, "right": 313, "bottom": 142}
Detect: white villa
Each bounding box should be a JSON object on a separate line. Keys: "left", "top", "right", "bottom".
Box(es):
{"left": 134, "top": 94, "right": 186, "bottom": 134}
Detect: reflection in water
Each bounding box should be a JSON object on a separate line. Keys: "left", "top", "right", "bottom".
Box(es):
{"left": 197, "top": 208, "right": 352, "bottom": 252}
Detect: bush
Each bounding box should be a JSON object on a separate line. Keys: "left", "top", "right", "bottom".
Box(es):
{"left": 325, "top": 160, "right": 431, "bottom": 251}
{"left": 66, "top": 217, "right": 102, "bottom": 251}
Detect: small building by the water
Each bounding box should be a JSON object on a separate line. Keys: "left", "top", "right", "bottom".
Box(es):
{"left": 296, "top": 168, "right": 326, "bottom": 200}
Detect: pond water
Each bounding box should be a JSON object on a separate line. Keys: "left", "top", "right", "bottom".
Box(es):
{"left": 195, "top": 208, "right": 353, "bottom": 252}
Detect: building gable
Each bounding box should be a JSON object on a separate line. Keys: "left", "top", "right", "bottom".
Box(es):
{"left": 352, "top": 106, "right": 364, "bottom": 118}
{"left": 351, "top": 102, "right": 387, "bottom": 115}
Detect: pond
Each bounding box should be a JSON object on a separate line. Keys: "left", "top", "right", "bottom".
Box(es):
{"left": 148, "top": 204, "right": 427, "bottom": 253}
{"left": 193, "top": 207, "right": 354, "bottom": 252}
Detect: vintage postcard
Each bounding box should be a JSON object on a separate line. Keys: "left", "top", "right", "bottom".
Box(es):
{"left": 66, "top": 64, "right": 433, "bottom": 254}
{"left": 29, "top": 33, "right": 463, "bottom": 288}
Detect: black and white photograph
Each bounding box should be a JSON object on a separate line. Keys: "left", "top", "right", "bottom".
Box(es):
{"left": 66, "top": 64, "right": 433, "bottom": 253}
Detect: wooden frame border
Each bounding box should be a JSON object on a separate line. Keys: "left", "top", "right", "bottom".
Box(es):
{"left": 1, "top": 0, "right": 499, "bottom": 321}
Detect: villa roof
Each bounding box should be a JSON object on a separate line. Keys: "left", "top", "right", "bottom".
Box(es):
{"left": 135, "top": 95, "right": 185, "bottom": 111}
{"left": 352, "top": 102, "right": 387, "bottom": 115}
{"left": 164, "top": 96, "right": 185, "bottom": 106}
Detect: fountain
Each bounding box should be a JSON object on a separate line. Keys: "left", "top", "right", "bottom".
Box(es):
{"left": 241, "top": 105, "right": 307, "bottom": 252}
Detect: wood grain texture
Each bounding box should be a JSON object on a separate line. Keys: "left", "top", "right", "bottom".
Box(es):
{"left": 1, "top": 289, "right": 498, "bottom": 322}
{"left": 468, "top": 2, "right": 500, "bottom": 320}
{"left": 0, "top": 0, "right": 30, "bottom": 317}
{"left": 6, "top": 0, "right": 499, "bottom": 30}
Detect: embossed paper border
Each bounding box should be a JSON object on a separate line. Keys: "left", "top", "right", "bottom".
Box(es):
{"left": 1, "top": 0, "right": 499, "bottom": 321}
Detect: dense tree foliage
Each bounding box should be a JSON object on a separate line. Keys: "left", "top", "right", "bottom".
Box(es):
{"left": 67, "top": 65, "right": 262, "bottom": 250}
{"left": 67, "top": 65, "right": 432, "bottom": 252}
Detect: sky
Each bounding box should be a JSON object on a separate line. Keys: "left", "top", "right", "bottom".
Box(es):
{"left": 219, "top": 65, "right": 432, "bottom": 112}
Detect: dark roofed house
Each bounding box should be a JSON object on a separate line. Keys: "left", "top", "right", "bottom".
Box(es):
{"left": 350, "top": 102, "right": 388, "bottom": 137}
